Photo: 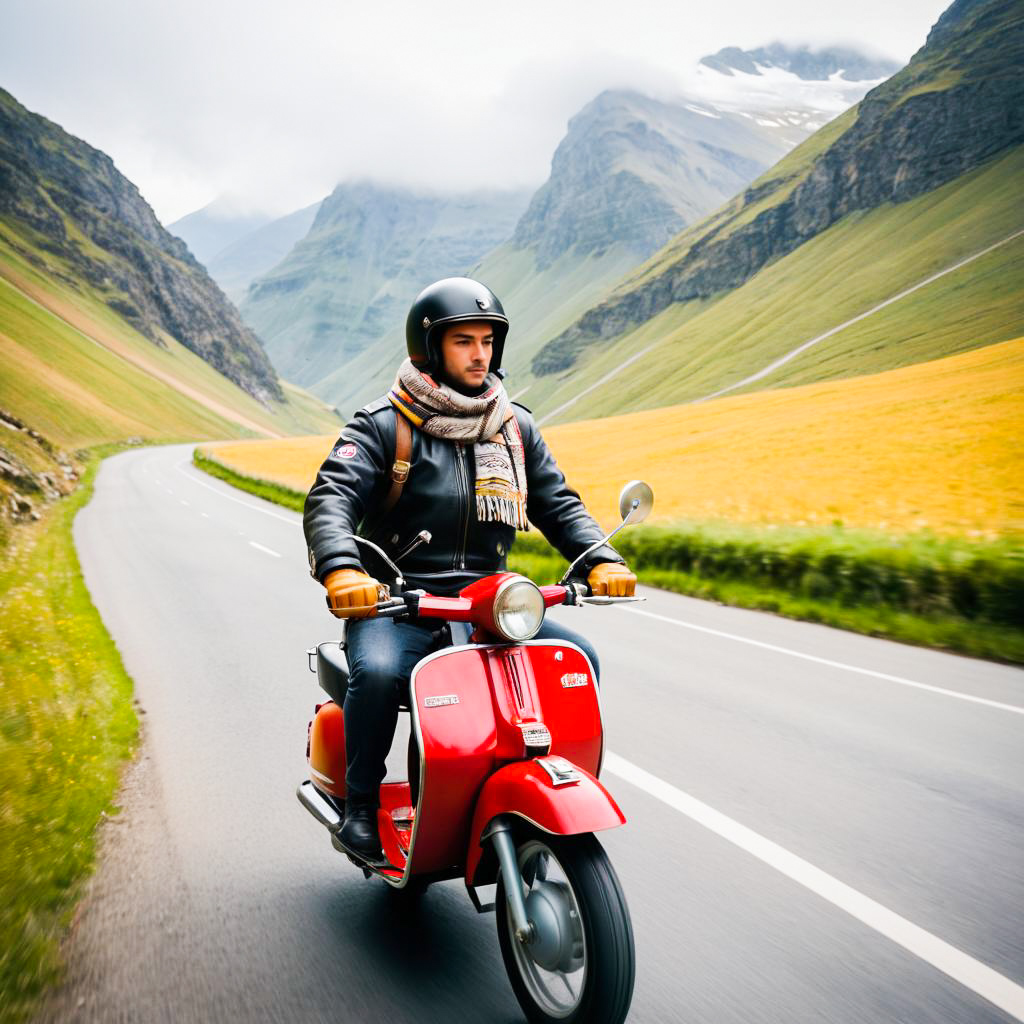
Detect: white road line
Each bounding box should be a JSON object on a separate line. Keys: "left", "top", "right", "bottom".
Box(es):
{"left": 200, "top": 512, "right": 209, "bottom": 519}
{"left": 174, "top": 462, "right": 301, "bottom": 527}
{"left": 619, "top": 605, "right": 1024, "bottom": 715}
{"left": 249, "top": 541, "right": 282, "bottom": 558}
{"left": 179, "top": 499, "right": 190, "bottom": 507}
{"left": 603, "top": 751, "right": 1024, "bottom": 1022}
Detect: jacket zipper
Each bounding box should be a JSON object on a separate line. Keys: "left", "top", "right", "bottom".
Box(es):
{"left": 455, "top": 443, "right": 469, "bottom": 570}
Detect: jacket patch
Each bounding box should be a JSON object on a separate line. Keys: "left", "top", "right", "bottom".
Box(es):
{"left": 333, "top": 442, "right": 357, "bottom": 459}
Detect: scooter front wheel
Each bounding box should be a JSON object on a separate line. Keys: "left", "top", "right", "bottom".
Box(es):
{"left": 496, "top": 833, "right": 635, "bottom": 1024}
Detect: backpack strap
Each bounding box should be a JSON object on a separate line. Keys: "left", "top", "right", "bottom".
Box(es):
{"left": 379, "top": 408, "right": 413, "bottom": 521}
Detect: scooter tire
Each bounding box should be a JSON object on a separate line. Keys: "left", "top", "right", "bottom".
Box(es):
{"left": 496, "top": 832, "right": 635, "bottom": 1024}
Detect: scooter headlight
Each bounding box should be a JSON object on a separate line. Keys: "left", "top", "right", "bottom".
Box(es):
{"left": 492, "top": 577, "right": 545, "bottom": 642}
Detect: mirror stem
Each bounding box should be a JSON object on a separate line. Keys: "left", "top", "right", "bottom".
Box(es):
{"left": 558, "top": 502, "right": 638, "bottom": 586}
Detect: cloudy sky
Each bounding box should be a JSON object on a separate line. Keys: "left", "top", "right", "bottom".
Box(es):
{"left": 2, "top": 0, "right": 950, "bottom": 224}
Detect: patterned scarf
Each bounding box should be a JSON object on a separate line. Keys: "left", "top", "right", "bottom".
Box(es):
{"left": 389, "top": 358, "right": 529, "bottom": 530}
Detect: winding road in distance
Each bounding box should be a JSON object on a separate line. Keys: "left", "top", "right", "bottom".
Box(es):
{"left": 39, "top": 444, "right": 1024, "bottom": 1023}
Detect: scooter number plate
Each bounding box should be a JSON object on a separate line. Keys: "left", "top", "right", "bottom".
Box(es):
{"left": 424, "top": 694, "right": 460, "bottom": 708}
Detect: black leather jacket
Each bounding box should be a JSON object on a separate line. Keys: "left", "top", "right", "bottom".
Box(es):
{"left": 304, "top": 396, "right": 623, "bottom": 595}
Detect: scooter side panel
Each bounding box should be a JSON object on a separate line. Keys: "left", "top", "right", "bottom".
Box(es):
{"left": 408, "top": 647, "right": 498, "bottom": 875}
{"left": 465, "top": 760, "right": 626, "bottom": 886}
{"left": 521, "top": 643, "right": 602, "bottom": 775}
{"left": 309, "top": 701, "right": 347, "bottom": 799}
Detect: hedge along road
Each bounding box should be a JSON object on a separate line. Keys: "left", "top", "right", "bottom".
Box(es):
{"left": 44, "top": 443, "right": 1024, "bottom": 1023}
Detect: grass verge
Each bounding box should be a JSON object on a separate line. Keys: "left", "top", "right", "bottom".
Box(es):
{"left": 510, "top": 531, "right": 1024, "bottom": 665}
{"left": 193, "top": 448, "right": 304, "bottom": 513}
{"left": 192, "top": 450, "right": 1024, "bottom": 664}
{"left": 0, "top": 445, "right": 138, "bottom": 1024}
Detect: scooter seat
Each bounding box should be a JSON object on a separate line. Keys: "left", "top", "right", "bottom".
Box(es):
{"left": 316, "top": 641, "right": 349, "bottom": 704}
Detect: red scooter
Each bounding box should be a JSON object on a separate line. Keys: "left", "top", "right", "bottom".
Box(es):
{"left": 297, "top": 482, "right": 653, "bottom": 1024}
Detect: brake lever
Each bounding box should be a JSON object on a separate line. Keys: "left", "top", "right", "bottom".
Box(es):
{"left": 578, "top": 595, "right": 646, "bottom": 605}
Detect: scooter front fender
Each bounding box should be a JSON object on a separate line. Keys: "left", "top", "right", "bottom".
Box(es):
{"left": 465, "top": 759, "right": 626, "bottom": 887}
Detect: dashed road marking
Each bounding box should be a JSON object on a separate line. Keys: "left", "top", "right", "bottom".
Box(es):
{"left": 249, "top": 541, "right": 281, "bottom": 558}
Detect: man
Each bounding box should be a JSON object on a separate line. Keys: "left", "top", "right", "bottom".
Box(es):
{"left": 304, "top": 277, "right": 636, "bottom": 863}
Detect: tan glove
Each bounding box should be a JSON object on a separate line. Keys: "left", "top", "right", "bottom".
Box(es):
{"left": 588, "top": 562, "right": 637, "bottom": 597}
{"left": 324, "top": 568, "right": 383, "bottom": 619}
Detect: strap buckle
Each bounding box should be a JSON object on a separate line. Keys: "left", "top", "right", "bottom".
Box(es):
{"left": 391, "top": 459, "right": 411, "bottom": 483}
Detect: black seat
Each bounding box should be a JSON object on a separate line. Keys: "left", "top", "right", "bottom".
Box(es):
{"left": 315, "top": 641, "right": 350, "bottom": 704}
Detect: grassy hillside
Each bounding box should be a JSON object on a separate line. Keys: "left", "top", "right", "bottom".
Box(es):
{"left": 531, "top": 145, "right": 1024, "bottom": 421}
{"left": 0, "top": 228, "right": 340, "bottom": 445}
{"left": 200, "top": 336, "right": 1023, "bottom": 539}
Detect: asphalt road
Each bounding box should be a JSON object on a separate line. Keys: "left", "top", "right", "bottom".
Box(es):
{"left": 40, "top": 443, "right": 1024, "bottom": 1023}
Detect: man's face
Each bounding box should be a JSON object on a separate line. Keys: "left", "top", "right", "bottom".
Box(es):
{"left": 438, "top": 321, "right": 494, "bottom": 391}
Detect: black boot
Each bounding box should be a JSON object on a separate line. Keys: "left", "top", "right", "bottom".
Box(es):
{"left": 338, "top": 795, "right": 386, "bottom": 864}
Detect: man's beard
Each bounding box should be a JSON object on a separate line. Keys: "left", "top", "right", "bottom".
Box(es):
{"left": 442, "top": 371, "right": 489, "bottom": 396}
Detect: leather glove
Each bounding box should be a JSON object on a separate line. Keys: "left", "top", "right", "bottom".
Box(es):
{"left": 324, "top": 568, "right": 383, "bottom": 619}
{"left": 587, "top": 562, "right": 637, "bottom": 597}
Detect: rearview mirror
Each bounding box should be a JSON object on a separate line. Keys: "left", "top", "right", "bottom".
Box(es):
{"left": 618, "top": 481, "right": 654, "bottom": 524}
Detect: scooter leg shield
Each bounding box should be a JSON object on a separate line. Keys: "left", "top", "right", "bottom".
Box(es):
{"left": 465, "top": 760, "right": 625, "bottom": 887}
{"left": 309, "top": 701, "right": 347, "bottom": 799}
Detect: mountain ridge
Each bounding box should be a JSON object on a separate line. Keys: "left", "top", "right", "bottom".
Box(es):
{"left": 700, "top": 43, "right": 900, "bottom": 82}
{"left": 533, "top": 0, "right": 1024, "bottom": 376}
{"left": 0, "top": 87, "right": 284, "bottom": 403}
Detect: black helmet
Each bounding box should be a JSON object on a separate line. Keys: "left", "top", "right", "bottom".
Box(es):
{"left": 406, "top": 277, "right": 509, "bottom": 376}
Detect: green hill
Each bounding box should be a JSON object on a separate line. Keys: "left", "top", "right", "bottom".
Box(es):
{"left": 525, "top": 0, "right": 1024, "bottom": 420}
{"left": 533, "top": 145, "right": 1024, "bottom": 422}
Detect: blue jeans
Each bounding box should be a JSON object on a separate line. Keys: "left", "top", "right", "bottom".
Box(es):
{"left": 343, "top": 615, "right": 600, "bottom": 800}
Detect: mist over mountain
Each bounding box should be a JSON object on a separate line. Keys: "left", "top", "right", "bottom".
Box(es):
{"left": 168, "top": 199, "right": 273, "bottom": 266}
{"left": 700, "top": 43, "right": 901, "bottom": 82}
{"left": 220, "top": 41, "right": 894, "bottom": 414}
{"left": 205, "top": 201, "right": 322, "bottom": 305}
{"left": 240, "top": 183, "right": 530, "bottom": 391}
{"left": 0, "top": 87, "right": 283, "bottom": 403}
{"left": 300, "top": 86, "right": 800, "bottom": 414}
{"left": 534, "top": 0, "right": 1024, "bottom": 379}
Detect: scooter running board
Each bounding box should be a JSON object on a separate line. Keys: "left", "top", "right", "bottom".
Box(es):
{"left": 331, "top": 831, "right": 393, "bottom": 872}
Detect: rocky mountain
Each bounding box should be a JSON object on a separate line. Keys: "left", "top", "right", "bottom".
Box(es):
{"left": 0, "top": 88, "right": 283, "bottom": 403}
{"left": 205, "top": 200, "right": 321, "bottom": 304}
{"left": 240, "top": 183, "right": 530, "bottom": 392}
{"left": 534, "top": 0, "right": 1024, "bottom": 377}
{"left": 700, "top": 43, "right": 900, "bottom": 82}
{"left": 510, "top": 90, "right": 790, "bottom": 270}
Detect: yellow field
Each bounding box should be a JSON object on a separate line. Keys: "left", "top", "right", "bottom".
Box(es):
{"left": 201, "top": 337, "right": 1024, "bottom": 537}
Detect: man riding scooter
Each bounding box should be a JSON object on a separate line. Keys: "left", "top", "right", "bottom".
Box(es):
{"left": 303, "top": 277, "right": 637, "bottom": 865}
